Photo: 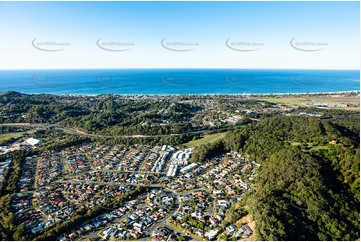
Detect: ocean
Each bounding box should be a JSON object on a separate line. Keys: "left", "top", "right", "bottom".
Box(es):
{"left": 0, "top": 69, "right": 359, "bottom": 95}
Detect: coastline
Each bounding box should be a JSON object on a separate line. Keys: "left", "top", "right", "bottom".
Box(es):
{"left": 0, "top": 69, "right": 358, "bottom": 97}
{"left": 1, "top": 90, "right": 360, "bottom": 97}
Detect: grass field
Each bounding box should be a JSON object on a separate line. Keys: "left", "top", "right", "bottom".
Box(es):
{"left": 0, "top": 132, "right": 23, "bottom": 142}
{"left": 182, "top": 132, "right": 226, "bottom": 148}
{"left": 256, "top": 96, "right": 360, "bottom": 110}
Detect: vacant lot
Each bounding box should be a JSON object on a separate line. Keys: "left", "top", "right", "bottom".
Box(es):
{"left": 182, "top": 132, "right": 226, "bottom": 148}
{"left": 257, "top": 96, "right": 360, "bottom": 110}
{"left": 0, "top": 132, "right": 23, "bottom": 142}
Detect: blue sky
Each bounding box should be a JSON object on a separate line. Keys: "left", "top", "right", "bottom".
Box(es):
{"left": 0, "top": 1, "right": 359, "bottom": 69}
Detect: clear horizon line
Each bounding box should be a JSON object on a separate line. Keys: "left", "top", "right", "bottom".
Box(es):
{"left": 1, "top": 89, "right": 360, "bottom": 97}
{"left": 0, "top": 68, "right": 359, "bottom": 71}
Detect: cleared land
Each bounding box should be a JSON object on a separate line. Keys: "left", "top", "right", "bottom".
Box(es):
{"left": 256, "top": 96, "right": 360, "bottom": 110}
{"left": 181, "top": 132, "right": 226, "bottom": 148}
{"left": 0, "top": 132, "right": 23, "bottom": 142}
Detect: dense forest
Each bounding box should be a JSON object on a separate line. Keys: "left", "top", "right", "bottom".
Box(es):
{"left": 191, "top": 113, "right": 360, "bottom": 240}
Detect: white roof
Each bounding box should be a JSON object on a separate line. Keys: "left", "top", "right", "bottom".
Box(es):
{"left": 205, "top": 229, "right": 218, "bottom": 238}
{"left": 25, "top": 138, "right": 42, "bottom": 146}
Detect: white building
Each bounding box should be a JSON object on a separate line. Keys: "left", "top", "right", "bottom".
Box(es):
{"left": 205, "top": 229, "right": 218, "bottom": 240}
{"left": 166, "top": 165, "right": 178, "bottom": 177}
{"left": 170, "top": 148, "right": 193, "bottom": 166}
{"left": 25, "top": 138, "right": 43, "bottom": 146}
{"left": 180, "top": 163, "right": 198, "bottom": 174}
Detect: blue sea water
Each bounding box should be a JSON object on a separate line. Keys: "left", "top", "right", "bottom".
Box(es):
{"left": 0, "top": 69, "right": 359, "bottom": 95}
